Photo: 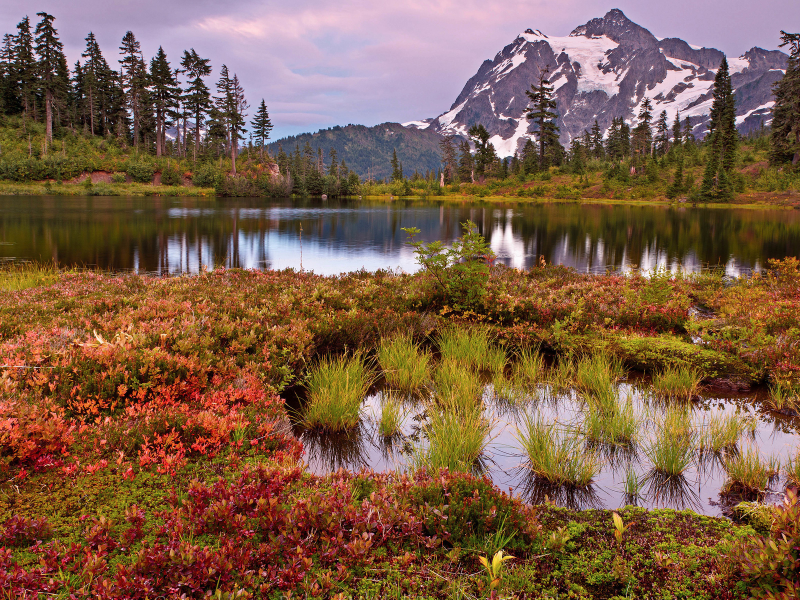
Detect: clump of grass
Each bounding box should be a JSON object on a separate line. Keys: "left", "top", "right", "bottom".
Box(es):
{"left": 700, "top": 413, "right": 748, "bottom": 453}
{"left": 378, "top": 393, "right": 404, "bottom": 438}
{"left": 785, "top": 453, "right": 800, "bottom": 487}
{"left": 412, "top": 398, "right": 491, "bottom": 473}
{"left": 512, "top": 347, "right": 546, "bottom": 387}
{"left": 644, "top": 417, "right": 695, "bottom": 478}
{"left": 650, "top": 365, "right": 702, "bottom": 401}
{"left": 0, "top": 262, "right": 62, "bottom": 291}
{"left": 547, "top": 356, "right": 575, "bottom": 394}
{"left": 722, "top": 446, "right": 774, "bottom": 494}
{"left": 623, "top": 466, "right": 641, "bottom": 501}
{"left": 377, "top": 334, "right": 431, "bottom": 392}
{"left": 766, "top": 383, "right": 800, "bottom": 413}
{"left": 438, "top": 327, "right": 505, "bottom": 372}
{"left": 583, "top": 397, "right": 639, "bottom": 447}
{"left": 516, "top": 416, "right": 600, "bottom": 487}
{"left": 575, "top": 353, "right": 625, "bottom": 399}
{"left": 433, "top": 359, "right": 483, "bottom": 411}
{"left": 302, "top": 353, "right": 375, "bottom": 432}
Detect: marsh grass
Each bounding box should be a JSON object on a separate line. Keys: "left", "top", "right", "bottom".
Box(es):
{"left": 785, "top": 453, "right": 800, "bottom": 487}
{"left": 377, "top": 334, "right": 431, "bottom": 392}
{"left": 722, "top": 445, "right": 774, "bottom": 494}
{"left": 583, "top": 397, "right": 638, "bottom": 447}
{"left": 378, "top": 393, "right": 404, "bottom": 438}
{"left": 700, "top": 413, "right": 749, "bottom": 453}
{"left": 512, "top": 347, "right": 546, "bottom": 386}
{"left": 766, "top": 383, "right": 800, "bottom": 413}
{"left": 650, "top": 365, "right": 701, "bottom": 401}
{"left": 624, "top": 466, "right": 641, "bottom": 501}
{"left": 547, "top": 357, "right": 575, "bottom": 395}
{"left": 575, "top": 353, "right": 625, "bottom": 400}
{"left": 438, "top": 326, "right": 505, "bottom": 372}
{"left": 644, "top": 418, "right": 694, "bottom": 478}
{"left": 516, "top": 416, "right": 600, "bottom": 487}
{"left": 433, "top": 359, "right": 483, "bottom": 411}
{"left": 302, "top": 353, "right": 375, "bottom": 432}
{"left": 412, "top": 398, "right": 491, "bottom": 473}
{"left": 0, "top": 262, "right": 63, "bottom": 291}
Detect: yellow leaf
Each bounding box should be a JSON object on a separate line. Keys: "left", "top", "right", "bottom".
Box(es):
{"left": 612, "top": 512, "right": 624, "bottom": 531}
{"left": 478, "top": 556, "right": 489, "bottom": 569}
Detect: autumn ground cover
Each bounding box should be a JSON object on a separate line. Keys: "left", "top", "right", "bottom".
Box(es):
{"left": 1, "top": 260, "right": 799, "bottom": 598}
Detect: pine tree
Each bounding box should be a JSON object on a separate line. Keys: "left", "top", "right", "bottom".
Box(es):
{"left": 457, "top": 140, "right": 474, "bottom": 182}
{"left": 632, "top": 97, "right": 654, "bottom": 167}
{"left": 655, "top": 110, "right": 669, "bottom": 156}
{"left": 525, "top": 67, "right": 559, "bottom": 170}
{"left": 149, "top": 47, "right": 178, "bottom": 156}
{"left": 468, "top": 123, "right": 496, "bottom": 177}
{"left": 591, "top": 120, "right": 604, "bottom": 159}
{"left": 119, "top": 31, "right": 148, "bottom": 148}
{"left": 180, "top": 49, "right": 212, "bottom": 161}
{"left": 80, "top": 33, "right": 103, "bottom": 135}
{"left": 328, "top": 148, "right": 338, "bottom": 178}
{"left": 701, "top": 56, "right": 737, "bottom": 201}
{"left": 439, "top": 135, "right": 458, "bottom": 184}
{"left": 770, "top": 31, "right": 800, "bottom": 166}
{"left": 34, "top": 13, "right": 66, "bottom": 145}
{"left": 13, "top": 17, "right": 37, "bottom": 120}
{"left": 672, "top": 110, "right": 682, "bottom": 148}
{"left": 251, "top": 99, "right": 273, "bottom": 159}
{"left": 390, "top": 149, "right": 403, "bottom": 182}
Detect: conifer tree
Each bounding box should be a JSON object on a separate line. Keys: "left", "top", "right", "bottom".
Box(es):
{"left": 701, "top": 57, "right": 737, "bottom": 201}
{"left": 149, "top": 47, "right": 178, "bottom": 156}
{"left": 525, "top": 67, "right": 559, "bottom": 170}
{"left": 591, "top": 120, "right": 604, "bottom": 159}
{"left": 80, "top": 33, "right": 104, "bottom": 135}
{"left": 468, "top": 123, "right": 496, "bottom": 177}
{"left": 34, "top": 12, "right": 66, "bottom": 145}
{"left": 672, "top": 110, "right": 682, "bottom": 148}
{"left": 439, "top": 135, "right": 458, "bottom": 184}
{"left": 770, "top": 31, "right": 800, "bottom": 166}
{"left": 328, "top": 148, "right": 338, "bottom": 178}
{"left": 119, "top": 31, "right": 148, "bottom": 148}
{"left": 390, "top": 149, "right": 403, "bottom": 182}
{"left": 180, "top": 49, "right": 212, "bottom": 161}
{"left": 13, "top": 17, "right": 36, "bottom": 119}
{"left": 632, "top": 97, "right": 653, "bottom": 166}
{"left": 458, "top": 140, "right": 474, "bottom": 182}
{"left": 655, "top": 110, "right": 669, "bottom": 156}
{"left": 251, "top": 99, "right": 273, "bottom": 159}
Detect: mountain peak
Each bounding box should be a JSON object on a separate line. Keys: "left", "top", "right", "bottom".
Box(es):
{"left": 570, "top": 8, "right": 658, "bottom": 48}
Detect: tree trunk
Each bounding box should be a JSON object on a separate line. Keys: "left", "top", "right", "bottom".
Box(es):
{"left": 156, "top": 107, "right": 162, "bottom": 156}
{"left": 45, "top": 89, "right": 53, "bottom": 145}
{"left": 88, "top": 88, "right": 94, "bottom": 136}
{"left": 232, "top": 133, "right": 237, "bottom": 176}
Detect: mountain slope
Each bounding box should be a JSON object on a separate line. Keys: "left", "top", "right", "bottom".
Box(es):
{"left": 266, "top": 122, "right": 451, "bottom": 180}
{"left": 412, "top": 9, "right": 787, "bottom": 157}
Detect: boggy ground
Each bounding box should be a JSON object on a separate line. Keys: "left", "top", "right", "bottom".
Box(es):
{"left": 1, "top": 261, "right": 799, "bottom": 598}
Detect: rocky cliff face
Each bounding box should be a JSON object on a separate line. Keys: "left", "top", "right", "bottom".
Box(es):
{"left": 406, "top": 9, "right": 787, "bottom": 157}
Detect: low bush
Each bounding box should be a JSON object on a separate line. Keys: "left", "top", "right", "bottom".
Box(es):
{"left": 126, "top": 161, "right": 155, "bottom": 183}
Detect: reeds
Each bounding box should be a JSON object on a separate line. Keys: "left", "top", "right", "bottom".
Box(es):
{"left": 650, "top": 365, "right": 701, "bottom": 401}
{"left": 377, "top": 334, "right": 431, "bottom": 392}
{"left": 583, "top": 397, "right": 638, "bottom": 447}
{"left": 547, "top": 357, "right": 575, "bottom": 394}
{"left": 766, "top": 383, "right": 800, "bottom": 413}
{"left": 438, "top": 327, "right": 505, "bottom": 372}
{"left": 785, "top": 452, "right": 800, "bottom": 487}
{"left": 412, "top": 398, "right": 491, "bottom": 473}
{"left": 378, "top": 393, "right": 404, "bottom": 438}
{"left": 433, "top": 359, "right": 483, "bottom": 411}
{"left": 575, "top": 353, "right": 625, "bottom": 401}
{"left": 700, "top": 413, "right": 749, "bottom": 453}
{"left": 512, "top": 347, "right": 546, "bottom": 387}
{"left": 644, "top": 413, "right": 694, "bottom": 478}
{"left": 302, "top": 353, "right": 375, "bottom": 432}
{"left": 516, "top": 416, "right": 600, "bottom": 487}
{"left": 722, "top": 445, "right": 774, "bottom": 494}
{"left": 0, "top": 262, "right": 62, "bottom": 291}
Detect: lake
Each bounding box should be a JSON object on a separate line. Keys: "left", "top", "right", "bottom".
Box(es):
{"left": 2, "top": 196, "right": 800, "bottom": 275}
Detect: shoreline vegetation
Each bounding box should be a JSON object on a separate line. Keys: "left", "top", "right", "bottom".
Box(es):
{"left": 1, "top": 242, "right": 799, "bottom": 598}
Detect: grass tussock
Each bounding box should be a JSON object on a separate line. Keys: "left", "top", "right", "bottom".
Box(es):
{"left": 722, "top": 446, "right": 775, "bottom": 494}
{"left": 700, "top": 413, "right": 750, "bottom": 453}
{"left": 433, "top": 359, "right": 483, "bottom": 411}
{"left": 785, "top": 453, "right": 800, "bottom": 488}
{"left": 583, "top": 397, "right": 639, "bottom": 447}
{"left": 516, "top": 416, "right": 600, "bottom": 487}
{"left": 438, "top": 327, "right": 505, "bottom": 372}
{"left": 575, "top": 353, "right": 625, "bottom": 400}
{"left": 377, "top": 334, "right": 431, "bottom": 392}
{"left": 302, "top": 353, "right": 375, "bottom": 432}
{"left": 0, "top": 262, "right": 63, "bottom": 291}
{"left": 644, "top": 408, "right": 695, "bottom": 478}
{"left": 650, "top": 365, "right": 702, "bottom": 401}
{"left": 512, "top": 347, "right": 546, "bottom": 387}
{"left": 412, "top": 398, "right": 491, "bottom": 473}
{"left": 766, "top": 383, "right": 800, "bottom": 413}
{"left": 378, "top": 393, "right": 404, "bottom": 438}
{"left": 547, "top": 356, "right": 575, "bottom": 395}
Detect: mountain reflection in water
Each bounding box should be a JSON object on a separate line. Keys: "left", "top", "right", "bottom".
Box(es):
{"left": 2, "top": 196, "right": 799, "bottom": 275}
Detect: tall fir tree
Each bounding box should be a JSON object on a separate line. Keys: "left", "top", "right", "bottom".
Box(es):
{"left": 655, "top": 110, "right": 669, "bottom": 156}
{"left": 118, "top": 31, "right": 149, "bottom": 148}
{"left": 149, "top": 47, "right": 179, "bottom": 156}
{"left": 525, "top": 67, "right": 559, "bottom": 170}
{"left": 672, "top": 110, "right": 682, "bottom": 148}
{"left": 13, "top": 17, "right": 37, "bottom": 120}
{"left": 770, "top": 31, "right": 800, "bottom": 166}
{"left": 468, "top": 123, "right": 497, "bottom": 177}
{"left": 180, "top": 49, "right": 212, "bottom": 161}
{"left": 250, "top": 99, "right": 273, "bottom": 159}
{"left": 390, "top": 148, "right": 403, "bottom": 182}
{"left": 701, "top": 56, "right": 737, "bottom": 201}
{"left": 591, "top": 120, "right": 604, "bottom": 159}
{"left": 34, "top": 12, "right": 66, "bottom": 145}
{"left": 632, "top": 97, "right": 654, "bottom": 167}
{"left": 439, "top": 134, "right": 458, "bottom": 184}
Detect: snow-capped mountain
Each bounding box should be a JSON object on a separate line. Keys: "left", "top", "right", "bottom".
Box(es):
{"left": 406, "top": 9, "right": 788, "bottom": 157}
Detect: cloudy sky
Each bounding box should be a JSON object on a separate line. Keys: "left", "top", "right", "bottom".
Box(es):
{"left": 2, "top": 0, "right": 796, "bottom": 140}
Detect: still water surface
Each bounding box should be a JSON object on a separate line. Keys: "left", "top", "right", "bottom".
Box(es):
{"left": 2, "top": 196, "right": 799, "bottom": 274}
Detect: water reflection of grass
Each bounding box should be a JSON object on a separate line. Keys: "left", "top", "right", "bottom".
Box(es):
{"left": 302, "top": 426, "right": 370, "bottom": 472}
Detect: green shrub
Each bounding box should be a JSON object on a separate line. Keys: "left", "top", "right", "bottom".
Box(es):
{"left": 160, "top": 164, "right": 182, "bottom": 186}
{"left": 111, "top": 172, "right": 126, "bottom": 184}
{"left": 126, "top": 161, "right": 155, "bottom": 183}
{"left": 192, "top": 163, "right": 220, "bottom": 188}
